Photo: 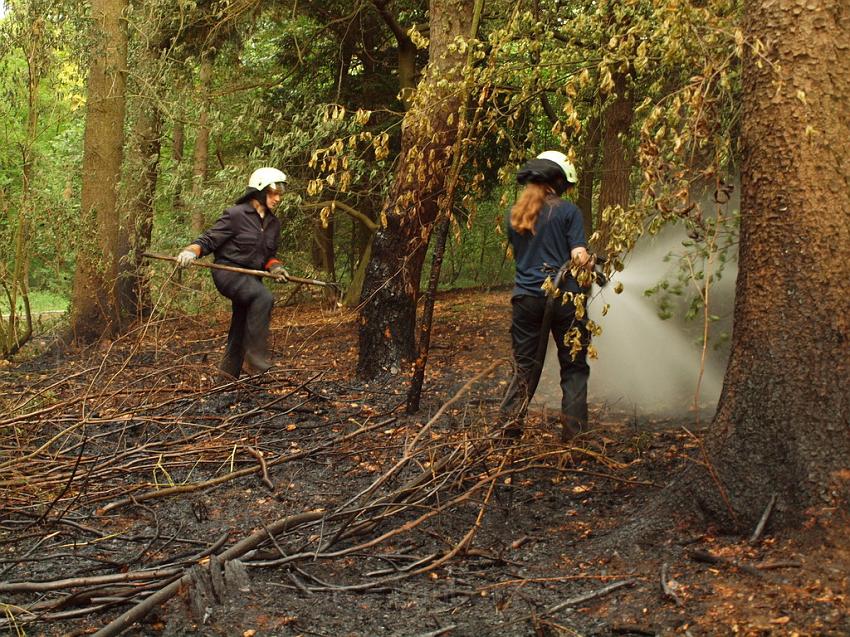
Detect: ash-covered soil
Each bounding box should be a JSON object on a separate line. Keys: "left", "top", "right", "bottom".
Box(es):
{"left": 1, "top": 289, "right": 847, "bottom": 637}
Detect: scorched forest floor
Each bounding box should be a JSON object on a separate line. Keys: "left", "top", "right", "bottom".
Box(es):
{"left": 1, "top": 288, "right": 847, "bottom": 637}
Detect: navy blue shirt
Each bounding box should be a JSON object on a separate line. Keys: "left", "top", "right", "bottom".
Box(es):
{"left": 506, "top": 197, "right": 587, "bottom": 298}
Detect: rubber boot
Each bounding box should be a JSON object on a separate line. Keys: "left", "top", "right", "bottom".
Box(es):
{"left": 243, "top": 350, "right": 272, "bottom": 374}
{"left": 560, "top": 413, "right": 586, "bottom": 443}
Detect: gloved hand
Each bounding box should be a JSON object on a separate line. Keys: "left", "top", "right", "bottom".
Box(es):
{"left": 176, "top": 249, "right": 197, "bottom": 268}
{"left": 269, "top": 265, "right": 290, "bottom": 282}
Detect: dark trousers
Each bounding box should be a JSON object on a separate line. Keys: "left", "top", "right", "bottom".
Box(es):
{"left": 501, "top": 294, "right": 590, "bottom": 433}
{"left": 212, "top": 268, "right": 274, "bottom": 378}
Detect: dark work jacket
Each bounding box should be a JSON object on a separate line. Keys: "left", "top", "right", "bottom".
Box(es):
{"left": 506, "top": 197, "right": 587, "bottom": 298}
{"left": 193, "top": 202, "right": 282, "bottom": 271}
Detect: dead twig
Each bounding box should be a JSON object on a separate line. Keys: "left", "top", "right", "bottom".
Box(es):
{"left": 688, "top": 549, "right": 765, "bottom": 578}
{"left": 749, "top": 493, "right": 777, "bottom": 544}
{"left": 533, "top": 579, "right": 636, "bottom": 618}
{"left": 660, "top": 562, "right": 683, "bottom": 607}
{"left": 246, "top": 446, "right": 274, "bottom": 490}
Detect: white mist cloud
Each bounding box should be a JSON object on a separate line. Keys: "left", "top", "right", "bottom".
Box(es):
{"left": 533, "top": 223, "right": 737, "bottom": 420}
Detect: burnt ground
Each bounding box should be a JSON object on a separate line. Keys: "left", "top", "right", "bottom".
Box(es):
{"left": 1, "top": 287, "right": 848, "bottom": 637}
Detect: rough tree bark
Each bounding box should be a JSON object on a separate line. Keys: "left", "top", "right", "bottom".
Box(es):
{"left": 684, "top": 0, "right": 850, "bottom": 530}
{"left": 69, "top": 0, "right": 128, "bottom": 342}
{"left": 117, "top": 102, "right": 162, "bottom": 319}
{"left": 356, "top": 0, "right": 471, "bottom": 380}
{"left": 594, "top": 71, "right": 634, "bottom": 254}
{"left": 577, "top": 112, "right": 601, "bottom": 237}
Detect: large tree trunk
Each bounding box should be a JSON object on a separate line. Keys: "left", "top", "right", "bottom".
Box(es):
{"left": 685, "top": 0, "right": 850, "bottom": 531}
{"left": 69, "top": 0, "right": 128, "bottom": 343}
{"left": 356, "top": 0, "right": 471, "bottom": 380}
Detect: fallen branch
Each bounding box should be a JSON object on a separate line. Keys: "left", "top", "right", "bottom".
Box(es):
{"left": 91, "top": 510, "right": 324, "bottom": 637}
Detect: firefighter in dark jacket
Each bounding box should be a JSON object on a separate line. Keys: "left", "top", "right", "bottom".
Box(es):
{"left": 175, "top": 167, "right": 289, "bottom": 378}
{"left": 500, "top": 151, "right": 595, "bottom": 441}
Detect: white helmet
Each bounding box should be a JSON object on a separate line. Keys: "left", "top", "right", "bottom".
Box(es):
{"left": 536, "top": 151, "right": 578, "bottom": 185}
{"left": 248, "top": 167, "right": 287, "bottom": 193}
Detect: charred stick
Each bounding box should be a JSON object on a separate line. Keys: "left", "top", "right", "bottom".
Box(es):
{"left": 414, "top": 627, "right": 457, "bottom": 637}
{"left": 660, "top": 562, "right": 684, "bottom": 607}
{"left": 688, "top": 549, "right": 765, "bottom": 578}
{"left": 749, "top": 493, "right": 777, "bottom": 544}
{"left": 753, "top": 559, "right": 801, "bottom": 570}
{"left": 92, "top": 510, "right": 325, "bottom": 637}
{"left": 247, "top": 446, "right": 274, "bottom": 491}
{"left": 536, "top": 579, "right": 636, "bottom": 618}
{"left": 0, "top": 567, "right": 183, "bottom": 594}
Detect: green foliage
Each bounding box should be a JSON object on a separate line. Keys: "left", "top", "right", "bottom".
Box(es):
{"left": 1, "top": 0, "right": 748, "bottom": 351}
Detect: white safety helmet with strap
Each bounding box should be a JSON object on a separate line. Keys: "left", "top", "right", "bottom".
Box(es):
{"left": 536, "top": 151, "right": 578, "bottom": 185}
{"left": 248, "top": 167, "right": 287, "bottom": 193}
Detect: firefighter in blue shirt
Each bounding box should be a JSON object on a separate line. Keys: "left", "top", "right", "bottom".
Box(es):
{"left": 501, "top": 151, "right": 595, "bottom": 441}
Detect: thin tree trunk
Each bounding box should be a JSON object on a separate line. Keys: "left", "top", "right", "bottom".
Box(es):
{"left": 172, "top": 116, "right": 186, "bottom": 217}
{"left": 577, "top": 112, "right": 601, "bottom": 239}
{"left": 371, "top": 0, "right": 417, "bottom": 109}
{"left": 406, "top": 0, "right": 484, "bottom": 411}
{"left": 69, "top": 0, "right": 128, "bottom": 342}
{"left": 312, "top": 217, "right": 336, "bottom": 279}
{"left": 118, "top": 104, "right": 162, "bottom": 319}
{"left": 190, "top": 53, "right": 213, "bottom": 234}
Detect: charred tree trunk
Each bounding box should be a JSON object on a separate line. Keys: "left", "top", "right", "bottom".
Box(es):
{"left": 69, "top": 0, "right": 128, "bottom": 342}
{"left": 683, "top": 0, "right": 850, "bottom": 531}
{"left": 356, "top": 0, "right": 471, "bottom": 380}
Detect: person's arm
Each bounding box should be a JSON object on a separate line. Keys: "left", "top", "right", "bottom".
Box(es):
{"left": 265, "top": 219, "right": 289, "bottom": 279}
{"left": 192, "top": 208, "right": 236, "bottom": 256}
{"left": 175, "top": 209, "right": 237, "bottom": 267}
{"left": 565, "top": 205, "right": 594, "bottom": 270}
{"left": 175, "top": 244, "right": 201, "bottom": 267}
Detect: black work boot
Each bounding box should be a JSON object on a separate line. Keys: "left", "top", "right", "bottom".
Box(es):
{"left": 559, "top": 413, "right": 586, "bottom": 443}
{"left": 219, "top": 352, "right": 243, "bottom": 380}
{"left": 243, "top": 350, "right": 272, "bottom": 374}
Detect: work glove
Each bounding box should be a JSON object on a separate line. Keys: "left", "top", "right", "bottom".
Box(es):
{"left": 176, "top": 249, "right": 197, "bottom": 268}
{"left": 269, "top": 265, "right": 290, "bottom": 282}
